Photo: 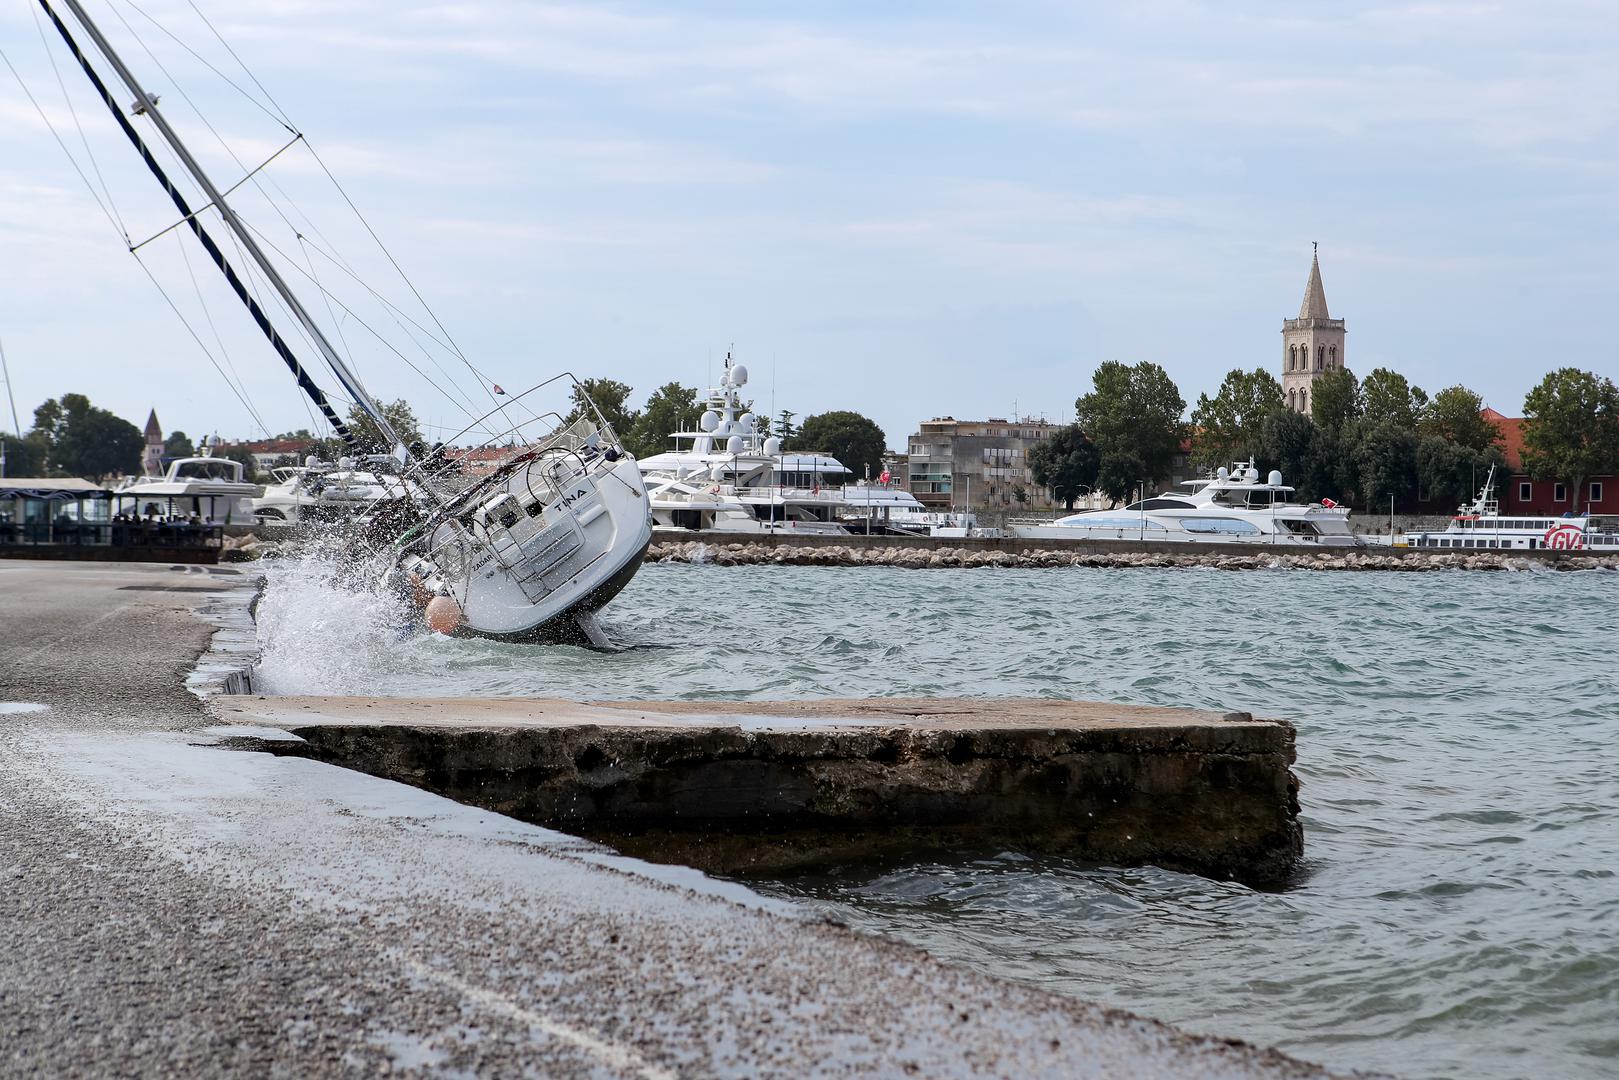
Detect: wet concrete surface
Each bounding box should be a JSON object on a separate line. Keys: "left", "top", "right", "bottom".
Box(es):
{"left": 0, "top": 560, "right": 1359, "bottom": 1078}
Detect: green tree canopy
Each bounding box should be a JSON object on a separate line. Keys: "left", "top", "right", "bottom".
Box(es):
{"left": 567, "top": 378, "right": 639, "bottom": 443}
{"left": 1027, "top": 425, "right": 1100, "bottom": 510}
{"left": 627, "top": 382, "right": 703, "bottom": 459}
{"left": 1417, "top": 435, "right": 1506, "bottom": 507}
{"left": 1521, "top": 368, "right": 1619, "bottom": 512}
{"left": 1074, "top": 361, "right": 1186, "bottom": 486}
{"left": 1361, "top": 368, "right": 1429, "bottom": 430}
{"left": 1309, "top": 367, "right": 1362, "bottom": 437}
{"left": 1258, "top": 407, "right": 1338, "bottom": 503}
{"left": 30, "top": 393, "right": 144, "bottom": 480}
{"left": 1422, "top": 385, "right": 1501, "bottom": 452}
{"left": 163, "top": 431, "right": 195, "bottom": 459}
{"left": 774, "top": 410, "right": 798, "bottom": 446}
{"left": 343, "top": 399, "right": 424, "bottom": 456}
{"left": 1353, "top": 420, "right": 1419, "bottom": 509}
{"left": 1095, "top": 450, "right": 1149, "bottom": 505}
{"left": 1190, "top": 368, "right": 1283, "bottom": 471}
{"left": 0, "top": 430, "right": 48, "bottom": 477}
{"left": 795, "top": 410, "right": 886, "bottom": 481}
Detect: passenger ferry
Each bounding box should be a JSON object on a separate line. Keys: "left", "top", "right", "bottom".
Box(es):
{"left": 1011, "top": 460, "right": 1360, "bottom": 546}
{"left": 1406, "top": 467, "right": 1619, "bottom": 551}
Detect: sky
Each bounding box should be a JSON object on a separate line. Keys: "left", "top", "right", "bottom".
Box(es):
{"left": 1, "top": 0, "right": 1616, "bottom": 451}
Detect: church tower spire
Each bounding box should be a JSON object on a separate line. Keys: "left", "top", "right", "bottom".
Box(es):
{"left": 1281, "top": 244, "right": 1346, "bottom": 416}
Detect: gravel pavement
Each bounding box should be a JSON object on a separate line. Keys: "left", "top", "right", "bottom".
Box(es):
{"left": 0, "top": 560, "right": 1355, "bottom": 1079}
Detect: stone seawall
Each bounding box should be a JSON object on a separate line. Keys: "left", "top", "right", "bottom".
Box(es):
{"left": 651, "top": 537, "right": 1619, "bottom": 572}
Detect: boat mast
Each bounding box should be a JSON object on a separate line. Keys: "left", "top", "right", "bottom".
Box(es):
{"left": 41, "top": 0, "right": 404, "bottom": 456}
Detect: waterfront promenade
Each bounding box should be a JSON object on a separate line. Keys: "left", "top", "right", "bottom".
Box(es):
{"left": 0, "top": 560, "right": 1345, "bottom": 1078}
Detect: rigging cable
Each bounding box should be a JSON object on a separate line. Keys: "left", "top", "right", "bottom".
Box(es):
{"left": 34, "top": 0, "right": 359, "bottom": 449}
{"left": 29, "top": 0, "right": 126, "bottom": 241}
{"left": 139, "top": 0, "right": 546, "bottom": 443}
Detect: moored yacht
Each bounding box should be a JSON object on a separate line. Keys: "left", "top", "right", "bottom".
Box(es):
{"left": 1011, "top": 460, "right": 1361, "bottom": 546}
{"left": 114, "top": 442, "right": 258, "bottom": 524}
{"left": 637, "top": 354, "right": 850, "bottom": 534}
{"left": 1406, "top": 466, "right": 1619, "bottom": 551}
{"left": 253, "top": 455, "right": 430, "bottom": 525}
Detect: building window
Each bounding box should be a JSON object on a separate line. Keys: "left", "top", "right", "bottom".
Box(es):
{"left": 1288, "top": 388, "right": 1297, "bottom": 411}
{"left": 1554, "top": 483, "right": 1567, "bottom": 503}
{"left": 1519, "top": 482, "right": 1531, "bottom": 502}
{"left": 1316, "top": 345, "right": 1324, "bottom": 371}
{"left": 1592, "top": 482, "right": 1604, "bottom": 504}
{"left": 1301, "top": 389, "right": 1309, "bottom": 411}
{"left": 1329, "top": 345, "right": 1337, "bottom": 367}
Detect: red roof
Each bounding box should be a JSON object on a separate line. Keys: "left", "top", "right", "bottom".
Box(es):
{"left": 1481, "top": 407, "right": 1524, "bottom": 471}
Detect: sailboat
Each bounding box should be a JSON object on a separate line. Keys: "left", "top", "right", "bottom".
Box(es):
{"left": 36, "top": 0, "right": 651, "bottom": 644}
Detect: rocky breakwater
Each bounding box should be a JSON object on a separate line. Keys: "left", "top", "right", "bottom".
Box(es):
{"left": 651, "top": 538, "right": 1619, "bottom": 572}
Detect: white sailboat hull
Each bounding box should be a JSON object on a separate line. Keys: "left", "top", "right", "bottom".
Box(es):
{"left": 398, "top": 450, "right": 651, "bottom": 643}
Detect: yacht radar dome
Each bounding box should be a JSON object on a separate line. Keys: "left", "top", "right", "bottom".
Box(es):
{"left": 1217, "top": 467, "right": 1230, "bottom": 481}
{"left": 731, "top": 364, "right": 749, "bottom": 387}
{"left": 763, "top": 436, "right": 781, "bottom": 455}
{"left": 1268, "top": 470, "right": 1283, "bottom": 486}
{"left": 726, "top": 435, "right": 745, "bottom": 455}
{"left": 699, "top": 411, "right": 719, "bottom": 432}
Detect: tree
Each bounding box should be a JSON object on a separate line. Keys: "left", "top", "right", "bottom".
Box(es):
{"left": 774, "top": 410, "right": 798, "bottom": 447}
{"left": 627, "top": 382, "right": 703, "bottom": 459}
{"left": 1309, "top": 367, "right": 1362, "bottom": 437}
{"left": 1361, "top": 368, "right": 1429, "bottom": 430}
{"left": 1095, "top": 450, "right": 1148, "bottom": 505}
{"left": 1027, "top": 425, "right": 1100, "bottom": 510}
{"left": 1353, "top": 421, "right": 1418, "bottom": 510}
{"left": 1417, "top": 435, "right": 1506, "bottom": 507}
{"left": 1422, "top": 386, "right": 1501, "bottom": 453}
{"left": 30, "top": 393, "right": 144, "bottom": 480}
{"left": 1190, "top": 368, "right": 1283, "bottom": 470}
{"left": 794, "top": 410, "right": 886, "bottom": 481}
{"left": 0, "top": 430, "right": 47, "bottom": 477}
{"left": 1074, "top": 361, "right": 1186, "bottom": 486}
{"left": 1259, "top": 408, "right": 1335, "bottom": 503}
{"left": 164, "top": 431, "right": 195, "bottom": 460}
{"left": 567, "top": 378, "right": 639, "bottom": 443}
{"left": 342, "top": 399, "right": 424, "bottom": 456}
{"left": 1521, "top": 368, "right": 1619, "bottom": 513}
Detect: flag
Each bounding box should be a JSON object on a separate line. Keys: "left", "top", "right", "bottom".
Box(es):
{"left": 493, "top": 384, "right": 506, "bottom": 395}
{"left": 879, "top": 469, "right": 891, "bottom": 484}
{"left": 1321, "top": 497, "right": 1338, "bottom": 508}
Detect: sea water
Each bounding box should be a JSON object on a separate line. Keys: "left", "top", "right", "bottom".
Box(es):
{"left": 255, "top": 558, "right": 1619, "bottom": 1080}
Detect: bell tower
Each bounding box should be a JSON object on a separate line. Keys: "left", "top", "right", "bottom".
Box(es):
{"left": 1281, "top": 244, "right": 1346, "bottom": 415}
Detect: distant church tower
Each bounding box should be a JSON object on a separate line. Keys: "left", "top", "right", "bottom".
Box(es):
{"left": 142, "top": 409, "right": 163, "bottom": 476}
{"left": 1281, "top": 245, "right": 1346, "bottom": 415}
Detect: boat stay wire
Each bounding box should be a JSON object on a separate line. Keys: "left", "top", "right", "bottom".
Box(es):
{"left": 34, "top": 0, "right": 358, "bottom": 449}
{"left": 127, "top": 131, "right": 303, "bottom": 252}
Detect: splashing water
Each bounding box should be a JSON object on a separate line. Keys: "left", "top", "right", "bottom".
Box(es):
{"left": 254, "top": 546, "right": 416, "bottom": 696}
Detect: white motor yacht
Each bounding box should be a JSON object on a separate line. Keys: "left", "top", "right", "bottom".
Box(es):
{"left": 114, "top": 444, "right": 258, "bottom": 524}
{"left": 1012, "top": 460, "right": 1361, "bottom": 546}
{"left": 637, "top": 354, "right": 850, "bottom": 535}
{"left": 253, "top": 455, "right": 430, "bottom": 525}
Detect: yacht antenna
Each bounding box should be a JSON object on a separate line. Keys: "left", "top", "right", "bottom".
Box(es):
{"left": 39, "top": 0, "right": 401, "bottom": 457}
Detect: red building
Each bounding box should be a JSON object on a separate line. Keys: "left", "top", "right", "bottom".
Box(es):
{"left": 1485, "top": 407, "right": 1618, "bottom": 517}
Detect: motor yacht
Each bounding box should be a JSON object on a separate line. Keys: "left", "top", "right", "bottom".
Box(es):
{"left": 253, "top": 455, "right": 430, "bottom": 526}
{"left": 1011, "top": 460, "right": 1360, "bottom": 546}
{"left": 113, "top": 443, "right": 258, "bottom": 524}
{"left": 637, "top": 354, "right": 850, "bottom": 534}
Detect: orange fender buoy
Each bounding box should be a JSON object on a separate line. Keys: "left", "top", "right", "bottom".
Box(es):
{"left": 424, "top": 596, "right": 464, "bottom": 634}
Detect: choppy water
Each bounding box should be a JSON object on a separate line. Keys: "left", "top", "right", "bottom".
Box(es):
{"left": 255, "top": 558, "right": 1619, "bottom": 1080}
